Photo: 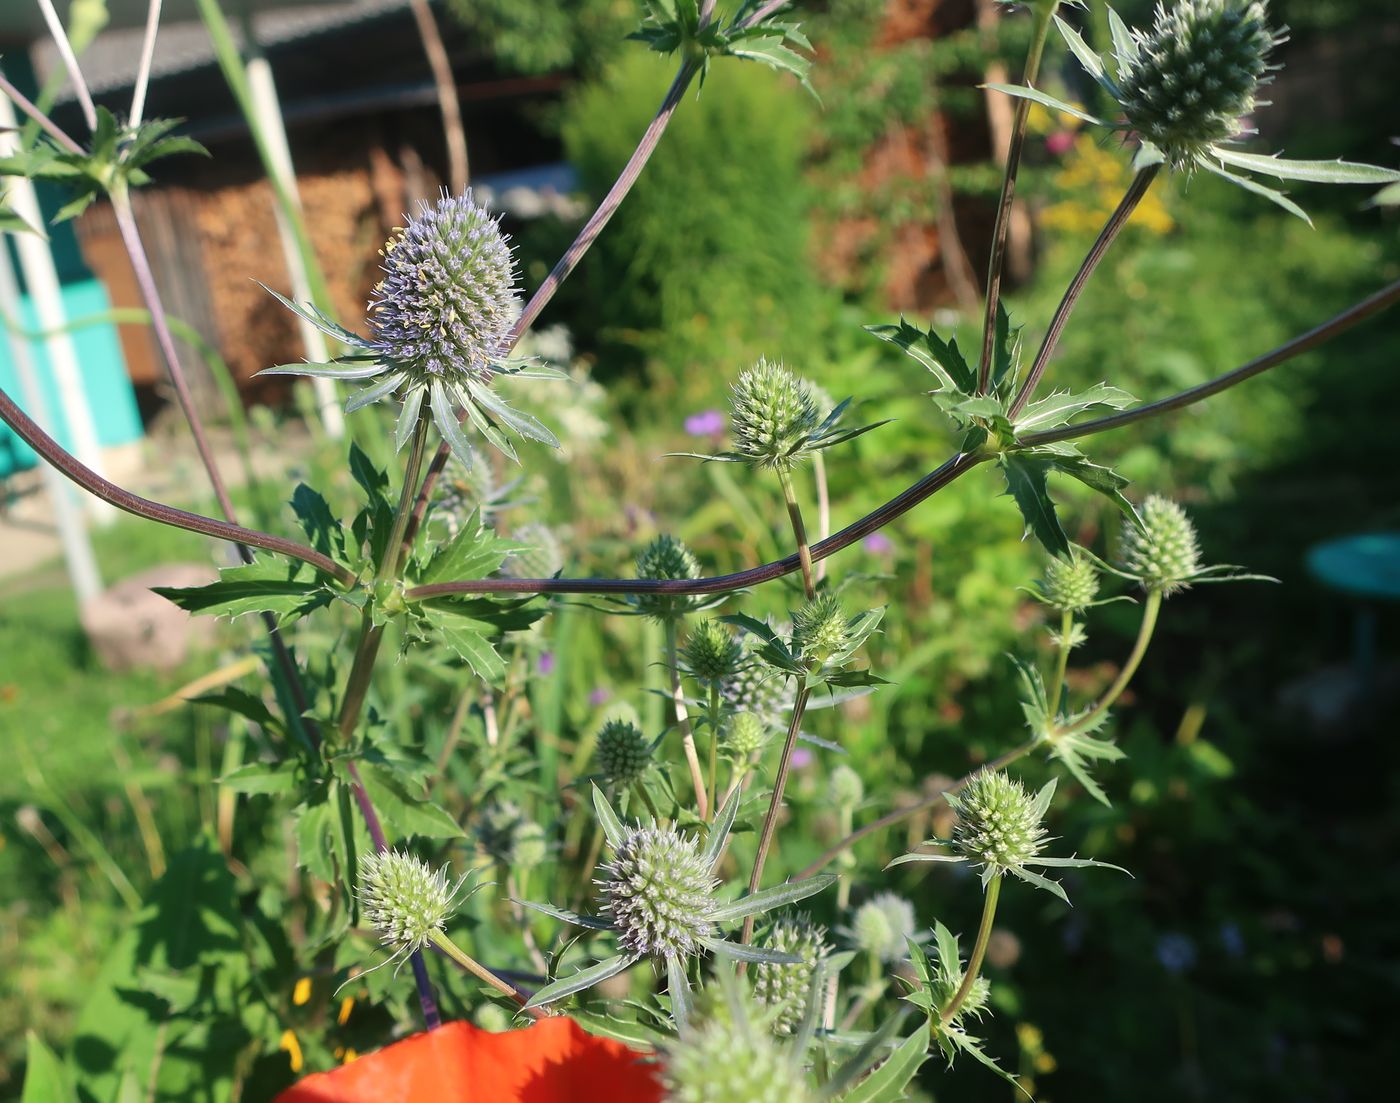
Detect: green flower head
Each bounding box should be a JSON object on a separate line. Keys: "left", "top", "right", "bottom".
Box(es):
{"left": 729, "top": 358, "right": 819, "bottom": 470}
{"left": 848, "top": 892, "right": 917, "bottom": 963}
{"left": 755, "top": 915, "right": 831, "bottom": 1035}
{"left": 1038, "top": 547, "right": 1101, "bottom": 613}
{"left": 682, "top": 620, "right": 744, "bottom": 684}
{"left": 950, "top": 772, "right": 1047, "bottom": 871}
{"left": 358, "top": 849, "right": 462, "bottom": 957}
{"left": 632, "top": 534, "right": 704, "bottom": 621}
{"left": 595, "top": 719, "right": 653, "bottom": 786}
{"left": 1120, "top": 495, "right": 1202, "bottom": 595}
{"left": 791, "top": 593, "right": 851, "bottom": 665}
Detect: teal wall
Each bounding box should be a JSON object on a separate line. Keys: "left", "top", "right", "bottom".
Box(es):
{"left": 0, "top": 279, "right": 143, "bottom": 478}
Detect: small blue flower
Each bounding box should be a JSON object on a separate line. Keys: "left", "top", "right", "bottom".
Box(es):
{"left": 1155, "top": 931, "right": 1197, "bottom": 974}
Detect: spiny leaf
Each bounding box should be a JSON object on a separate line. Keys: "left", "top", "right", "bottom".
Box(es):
{"left": 999, "top": 454, "right": 1069, "bottom": 558}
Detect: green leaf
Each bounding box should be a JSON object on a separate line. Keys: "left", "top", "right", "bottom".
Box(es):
{"left": 20, "top": 1033, "right": 75, "bottom": 1103}
{"left": 355, "top": 763, "right": 465, "bottom": 841}
{"left": 1198, "top": 158, "right": 1312, "bottom": 224}
{"left": 834, "top": 1029, "right": 929, "bottom": 1103}
{"left": 218, "top": 761, "right": 297, "bottom": 794}
{"left": 999, "top": 454, "right": 1069, "bottom": 557}
{"left": 419, "top": 607, "right": 506, "bottom": 681}
{"left": 525, "top": 953, "right": 634, "bottom": 1010}
{"left": 190, "top": 687, "right": 282, "bottom": 733}
{"left": 1211, "top": 147, "right": 1400, "bottom": 185}
{"left": 706, "top": 873, "right": 837, "bottom": 924}
{"left": 1039, "top": 448, "right": 1141, "bottom": 527}
{"left": 941, "top": 1025, "right": 1032, "bottom": 1098}
{"left": 1015, "top": 383, "right": 1136, "bottom": 432}
{"left": 291, "top": 484, "right": 347, "bottom": 561}
{"left": 986, "top": 83, "right": 1111, "bottom": 127}
{"left": 153, "top": 558, "right": 330, "bottom": 621}
{"left": 348, "top": 441, "right": 390, "bottom": 501}
{"left": 1053, "top": 13, "right": 1118, "bottom": 96}
{"left": 592, "top": 784, "right": 627, "bottom": 850}
{"left": 865, "top": 319, "right": 975, "bottom": 393}
{"left": 417, "top": 518, "right": 519, "bottom": 585}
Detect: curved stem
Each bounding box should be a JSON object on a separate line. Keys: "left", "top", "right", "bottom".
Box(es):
{"left": 1046, "top": 609, "right": 1074, "bottom": 718}
{"left": 790, "top": 739, "right": 1037, "bottom": 882}
{"left": 778, "top": 466, "right": 816, "bottom": 600}
{"left": 0, "top": 384, "right": 352, "bottom": 582}
{"left": 1008, "top": 164, "right": 1161, "bottom": 418}
{"left": 1022, "top": 278, "right": 1400, "bottom": 448}
{"left": 977, "top": 3, "right": 1055, "bottom": 393}
{"left": 429, "top": 930, "right": 546, "bottom": 1019}
{"left": 407, "top": 0, "right": 468, "bottom": 193}
{"left": 739, "top": 676, "right": 812, "bottom": 948}
{"left": 36, "top": 0, "right": 97, "bottom": 131}
{"left": 0, "top": 72, "right": 84, "bottom": 154}
{"left": 666, "top": 619, "right": 710, "bottom": 820}
{"left": 130, "top": 0, "right": 163, "bottom": 128}
{"left": 1063, "top": 589, "right": 1161, "bottom": 735}
{"left": 939, "top": 873, "right": 1001, "bottom": 1026}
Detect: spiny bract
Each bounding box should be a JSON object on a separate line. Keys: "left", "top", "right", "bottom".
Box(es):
{"left": 1120, "top": 494, "right": 1203, "bottom": 595}
{"left": 950, "top": 772, "right": 1047, "bottom": 871}
{"left": 358, "top": 849, "right": 458, "bottom": 954}
{"left": 721, "top": 662, "right": 787, "bottom": 733}
{"left": 633, "top": 534, "right": 703, "bottom": 620}
{"left": 595, "top": 719, "right": 652, "bottom": 785}
{"left": 602, "top": 824, "right": 717, "bottom": 959}
{"left": 728, "top": 358, "right": 819, "bottom": 470}
{"left": 369, "top": 190, "right": 516, "bottom": 384}
{"left": 791, "top": 593, "right": 850, "bottom": 664}
{"left": 1118, "top": 0, "right": 1279, "bottom": 168}
{"left": 755, "top": 915, "right": 831, "bottom": 1035}
{"left": 725, "top": 711, "right": 771, "bottom": 758}
{"left": 661, "top": 999, "right": 812, "bottom": 1103}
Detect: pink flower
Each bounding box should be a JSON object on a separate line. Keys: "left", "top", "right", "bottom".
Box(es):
{"left": 863, "top": 532, "right": 894, "bottom": 556}
{"left": 684, "top": 410, "right": 726, "bottom": 437}
{"left": 1045, "top": 131, "right": 1076, "bottom": 157}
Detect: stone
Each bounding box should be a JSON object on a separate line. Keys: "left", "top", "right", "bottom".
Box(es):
{"left": 80, "top": 562, "right": 218, "bottom": 673}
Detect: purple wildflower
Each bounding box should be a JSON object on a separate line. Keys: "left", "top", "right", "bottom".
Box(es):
{"left": 684, "top": 409, "right": 726, "bottom": 437}
{"left": 790, "top": 748, "right": 814, "bottom": 770}
{"left": 863, "top": 532, "right": 894, "bottom": 555}
{"left": 537, "top": 651, "right": 556, "bottom": 676}
{"left": 588, "top": 687, "right": 611, "bottom": 707}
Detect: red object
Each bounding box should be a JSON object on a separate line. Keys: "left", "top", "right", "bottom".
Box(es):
{"left": 275, "top": 1017, "right": 664, "bottom": 1102}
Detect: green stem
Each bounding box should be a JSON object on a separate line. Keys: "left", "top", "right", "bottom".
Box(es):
{"left": 740, "top": 676, "right": 812, "bottom": 948}
{"left": 940, "top": 873, "right": 1001, "bottom": 1026}
{"left": 635, "top": 780, "right": 664, "bottom": 823}
{"left": 665, "top": 619, "right": 710, "bottom": 820}
{"left": 812, "top": 452, "right": 832, "bottom": 584}
{"left": 706, "top": 682, "right": 722, "bottom": 818}
{"left": 1046, "top": 609, "right": 1074, "bottom": 718}
{"left": 977, "top": 1, "right": 1055, "bottom": 393}
{"left": 777, "top": 467, "right": 816, "bottom": 600}
{"left": 428, "top": 929, "right": 546, "bottom": 1019}
{"left": 1064, "top": 589, "right": 1161, "bottom": 735}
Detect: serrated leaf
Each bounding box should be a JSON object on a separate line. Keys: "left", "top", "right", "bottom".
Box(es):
{"left": 1198, "top": 158, "right": 1312, "bottom": 224}
{"left": 20, "top": 1032, "right": 76, "bottom": 1103}
{"left": 153, "top": 559, "right": 329, "bottom": 621}
{"left": 999, "top": 454, "right": 1069, "bottom": 558}
{"left": 417, "top": 518, "right": 518, "bottom": 585}
{"left": 290, "top": 484, "right": 347, "bottom": 561}
{"left": 866, "top": 319, "right": 975, "bottom": 393}
{"left": 355, "top": 763, "right": 464, "bottom": 841}
{"left": 986, "top": 82, "right": 1111, "bottom": 127}
{"left": 1211, "top": 147, "right": 1400, "bottom": 185}
{"left": 1015, "top": 383, "right": 1136, "bottom": 432}
{"left": 419, "top": 607, "right": 506, "bottom": 681}
{"left": 1041, "top": 450, "right": 1141, "bottom": 528}
{"left": 190, "top": 687, "right": 282, "bottom": 733}
{"left": 706, "top": 873, "right": 837, "bottom": 924}
{"left": 524, "top": 953, "right": 634, "bottom": 1010}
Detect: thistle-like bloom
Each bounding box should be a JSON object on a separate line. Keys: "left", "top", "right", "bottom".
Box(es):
{"left": 475, "top": 801, "right": 548, "bottom": 869}
{"left": 993, "top": 0, "right": 1400, "bottom": 218}
{"left": 791, "top": 593, "right": 851, "bottom": 665}
{"left": 359, "top": 849, "right": 464, "bottom": 959}
{"left": 720, "top": 662, "right": 788, "bottom": 734}
{"left": 917, "top": 922, "right": 991, "bottom": 1027}
{"left": 1120, "top": 495, "right": 1201, "bottom": 595}
{"left": 1035, "top": 547, "right": 1101, "bottom": 613}
{"left": 754, "top": 915, "right": 831, "bottom": 1035}
{"left": 596, "top": 719, "right": 653, "bottom": 786}
{"left": 845, "top": 892, "right": 918, "bottom": 963}
{"left": 730, "top": 359, "right": 819, "bottom": 470}
{"left": 503, "top": 522, "right": 565, "bottom": 580}
{"left": 724, "top": 711, "right": 771, "bottom": 759}
{"left": 890, "top": 774, "right": 1124, "bottom": 902}
{"left": 681, "top": 620, "right": 745, "bottom": 685}
{"left": 519, "top": 787, "right": 836, "bottom": 1017}
{"left": 631, "top": 534, "right": 706, "bottom": 621}
{"left": 827, "top": 764, "right": 865, "bottom": 809}
{"left": 259, "top": 191, "right": 561, "bottom": 466}
{"left": 662, "top": 980, "right": 817, "bottom": 1103}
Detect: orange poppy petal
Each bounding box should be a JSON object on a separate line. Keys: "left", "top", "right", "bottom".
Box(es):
{"left": 274, "top": 1017, "right": 664, "bottom": 1103}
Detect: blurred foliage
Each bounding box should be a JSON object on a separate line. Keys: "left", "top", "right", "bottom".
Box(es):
{"left": 442, "top": 0, "right": 635, "bottom": 75}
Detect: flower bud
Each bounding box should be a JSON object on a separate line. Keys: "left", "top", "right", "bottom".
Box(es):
{"left": 850, "top": 892, "right": 917, "bottom": 963}
{"left": 949, "top": 772, "right": 1047, "bottom": 871}
{"left": 724, "top": 712, "right": 770, "bottom": 758}
{"left": 1039, "top": 548, "right": 1101, "bottom": 613}
{"left": 596, "top": 719, "right": 653, "bottom": 785}
{"left": 791, "top": 593, "right": 850, "bottom": 665}
{"left": 603, "top": 825, "right": 717, "bottom": 960}
{"left": 828, "top": 764, "right": 865, "bottom": 809}
{"left": 358, "top": 849, "right": 458, "bottom": 954}
{"left": 754, "top": 915, "right": 831, "bottom": 1035}
{"left": 1120, "top": 495, "right": 1202, "bottom": 595}
{"left": 475, "top": 800, "right": 544, "bottom": 868}
{"left": 633, "top": 534, "right": 703, "bottom": 621}
{"left": 1118, "top": 0, "right": 1279, "bottom": 168}
{"left": 662, "top": 986, "right": 814, "bottom": 1103}
{"left": 369, "top": 191, "right": 516, "bottom": 386}
{"left": 681, "top": 620, "right": 744, "bottom": 684}
{"left": 511, "top": 821, "right": 549, "bottom": 870}
{"left": 721, "top": 663, "right": 787, "bottom": 733}
{"left": 729, "top": 358, "right": 819, "bottom": 470}
{"left": 503, "top": 522, "right": 564, "bottom": 580}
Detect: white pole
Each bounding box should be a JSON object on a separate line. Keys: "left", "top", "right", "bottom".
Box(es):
{"left": 0, "top": 90, "right": 117, "bottom": 524}
{"left": 240, "top": 11, "right": 345, "bottom": 439}
{"left": 0, "top": 242, "right": 104, "bottom": 603}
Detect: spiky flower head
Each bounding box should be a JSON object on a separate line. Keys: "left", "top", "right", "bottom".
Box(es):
{"left": 596, "top": 719, "right": 652, "bottom": 785}
{"left": 358, "top": 849, "right": 459, "bottom": 955}
{"left": 792, "top": 593, "right": 851, "bottom": 665}
{"left": 850, "top": 892, "right": 917, "bottom": 963}
{"left": 503, "top": 522, "right": 564, "bottom": 580}
{"left": 725, "top": 711, "right": 770, "bottom": 759}
{"left": 661, "top": 981, "right": 814, "bottom": 1103}
{"left": 369, "top": 190, "right": 516, "bottom": 386}
{"left": 602, "top": 824, "right": 718, "bottom": 959}
{"left": 633, "top": 534, "right": 703, "bottom": 621}
{"left": 682, "top": 620, "right": 744, "bottom": 684}
{"left": 721, "top": 662, "right": 787, "bottom": 733}
{"left": 729, "top": 358, "right": 819, "bottom": 470}
{"left": 924, "top": 926, "right": 992, "bottom": 1025}
{"left": 949, "top": 772, "right": 1047, "bottom": 872}
{"left": 755, "top": 915, "right": 831, "bottom": 1035}
{"left": 475, "top": 800, "right": 544, "bottom": 867}
{"left": 1039, "top": 548, "right": 1101, "bottom": 613}
{"left": 1118, "top": 0, "right": 1278, "bottom": 169}
{"left": 511, "top": 821, "right": 549, "bottom": 870}
{"left": 1120, "top": 495, "right": 1202, "bottom": 595}
{"left": 828, "top": 764, "right": 865, "bottom": 809}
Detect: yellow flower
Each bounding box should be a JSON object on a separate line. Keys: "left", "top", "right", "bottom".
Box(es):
{"left": 293, "top": 977, "right": 312, "bottom": 1007}
{"left": 338, "top": 997, "right": 355, "bottom": 1026}
{"left": 280, "top": 1029, "right": 304, "bottom": 1073}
